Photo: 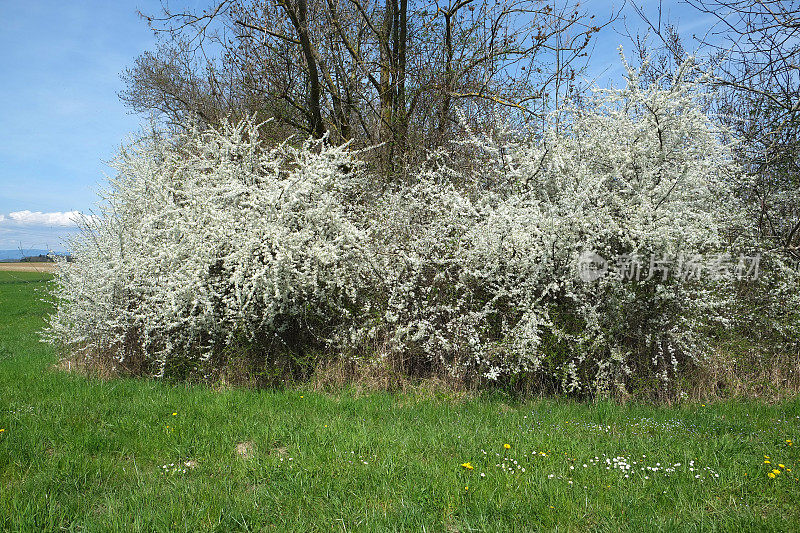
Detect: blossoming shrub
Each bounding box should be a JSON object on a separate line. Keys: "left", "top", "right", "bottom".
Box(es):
{"left": 374, "top": 62, "right": 743, "bottom": 394}
{"left": 46, "top": 61, "right": 789, "bottom": 396}
{"left": 45, "top": 122, "right": 380, "bottom": 381}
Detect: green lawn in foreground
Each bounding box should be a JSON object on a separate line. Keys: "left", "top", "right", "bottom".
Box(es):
{"left": 0, "top": 270, "right": 799, "bottom": 531}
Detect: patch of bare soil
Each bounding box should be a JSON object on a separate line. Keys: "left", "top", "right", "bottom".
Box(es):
{"left": 235, "top": 441, "right": 256, "bottom": 459}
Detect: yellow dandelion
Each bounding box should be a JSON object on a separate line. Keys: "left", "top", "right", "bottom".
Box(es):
{"left": 461, "top": 462, "right": 474, "bottom": 470}
{"left": 465, "top": 486, "right": 469, "bottom": 491}
{"left": 172, "top": 412, "right": 177, "bottom": 416}
{"left": 0, "top": 428, "right": 4, "bottom": 433}
{"left": 768, "top": 472, "right": 776, "bottom": 478}
{"left": 787, "top": 468, "right": 792, "bottom": 472}
{"left": 764, "top": 460, "right": 771, "bottom": 464}
{"left": 764, "top": 455, "right": 770, "bottom": 459}
{"left": 300, "top": 395, "right": 304, "bottom": 399}
{"left": 504, "top": 443, "right": 511, "bottom": 450}
{"left": 773, "top": 469, "right": 781, "bottom": 475}
{"left": 778, "top": 464, "right": 786, "bottom": 469}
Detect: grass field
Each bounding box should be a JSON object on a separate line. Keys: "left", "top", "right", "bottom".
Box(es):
{"left": 1, "top": 270, "right": 799, "bottom": 531}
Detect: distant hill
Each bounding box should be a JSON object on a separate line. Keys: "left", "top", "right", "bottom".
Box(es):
{"left": 0, "top": 249, "right": 56, "bottom": 262}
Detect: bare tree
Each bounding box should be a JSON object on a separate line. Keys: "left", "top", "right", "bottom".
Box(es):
{"left": 627, "top": 0, "right": 800, "bottom": 258}
{"left": 120, "top": 0, "right": 612, "bottom": 175}
{"left": 687, "top": 0, "right": 800, "bottom": 258}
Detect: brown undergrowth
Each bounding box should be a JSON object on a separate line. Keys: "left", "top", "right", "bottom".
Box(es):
{"left": 53, "top": 342, "right": 800, "bottom": 403}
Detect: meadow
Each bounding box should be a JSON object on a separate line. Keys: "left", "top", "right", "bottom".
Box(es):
{"left": 1, "top": 270, "right": 799, "bottom": 531}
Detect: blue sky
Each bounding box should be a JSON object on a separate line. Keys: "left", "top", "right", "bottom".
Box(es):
{"left": 584, "top": 0, "right": 721, "bottom": 85}
{"left": 0, "top": 0, "right": 714, "bottom": 252}
{"left": 0, "top": 1, "right": 162, "bottom": 251}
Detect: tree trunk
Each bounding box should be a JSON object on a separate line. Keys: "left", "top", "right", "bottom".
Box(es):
{"left": 282, "top": 0, "right": 326, "bottom": 138}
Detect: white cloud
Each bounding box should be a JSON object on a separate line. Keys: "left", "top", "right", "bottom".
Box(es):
{"left": 0, "top": 211, "right": 87, "bottom": 250}
{"left": 6, "top": 210, "right": 84, "bottom": 226}
{"left": 0, "top": 211, "right": 98, "bottom": 249}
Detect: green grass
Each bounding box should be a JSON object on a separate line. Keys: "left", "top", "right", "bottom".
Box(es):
{"left": 1, "top": 270, "right": 799, "bottom": 531}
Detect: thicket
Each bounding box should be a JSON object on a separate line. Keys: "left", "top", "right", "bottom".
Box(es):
{"left": 44, "top": 62, "right": 800, "bottom": 399}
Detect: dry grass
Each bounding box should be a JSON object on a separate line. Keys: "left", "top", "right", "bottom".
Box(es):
{"left": 0, "top": 262, "right": 57, "bottom": 273}
{"left": 51, "top": 344, "right": 800, "bottom": 404}
{"left": 52, "top": 356, "right": 120, "bottom": 381}
{"left": 685, "top": 346, "right": 800, "bottom": 402}
{"left": 309, "top": 356, "right": 473, "bottom": 402}
{"left": 235, "top": 441, "right": 256, "bottom": 459}
{"left": 48, "top": 317, "right": 800, "bottom": 404}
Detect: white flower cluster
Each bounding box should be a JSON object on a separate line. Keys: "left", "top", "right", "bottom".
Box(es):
{"left": 44, "top": 121, "right": 379, "bottom": 377}
{"left": 371, "top": 60, "right": 743, "bottom": 392}
{"left": 44, "top": 60, "right": 783, "bottom": 394}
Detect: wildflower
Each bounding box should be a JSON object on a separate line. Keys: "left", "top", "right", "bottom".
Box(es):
{"left": 465, "top": 486, "right": 469, "bottom": 491}
{"left": 504, "top": 443, "right": 511, "bottom": 449}
{"left": 0, "top": 429, "right": 4, "bottom": 433}
{"left": 768, "top": 472, "right": 776, "bottom": 479}
{"left": 480, "top": 472, "right": 485, "bottom": 477}
{"left": 172, "top": 412, "right": 177, "bottom": 416}
{"left": 764, "top": 460, "right": 771, "bottom": 464}
{"left": 764, "top": 456, "right": 770, "bottom": 459}
{"left": 772, "top": 469, "right": 781, "bottom": 475}
{"left": 300, "top": 396, "right": 304, "bottom": 399}
{"left": 461, "top": 462, "right": 474, "bottom": 470}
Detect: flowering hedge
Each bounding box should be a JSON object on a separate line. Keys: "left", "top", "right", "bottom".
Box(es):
{"left": 45, "top": 123, "right": 380, "bottom": 379}
{"left": 44, "top": 61, "right": 796, "bottom": 395}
